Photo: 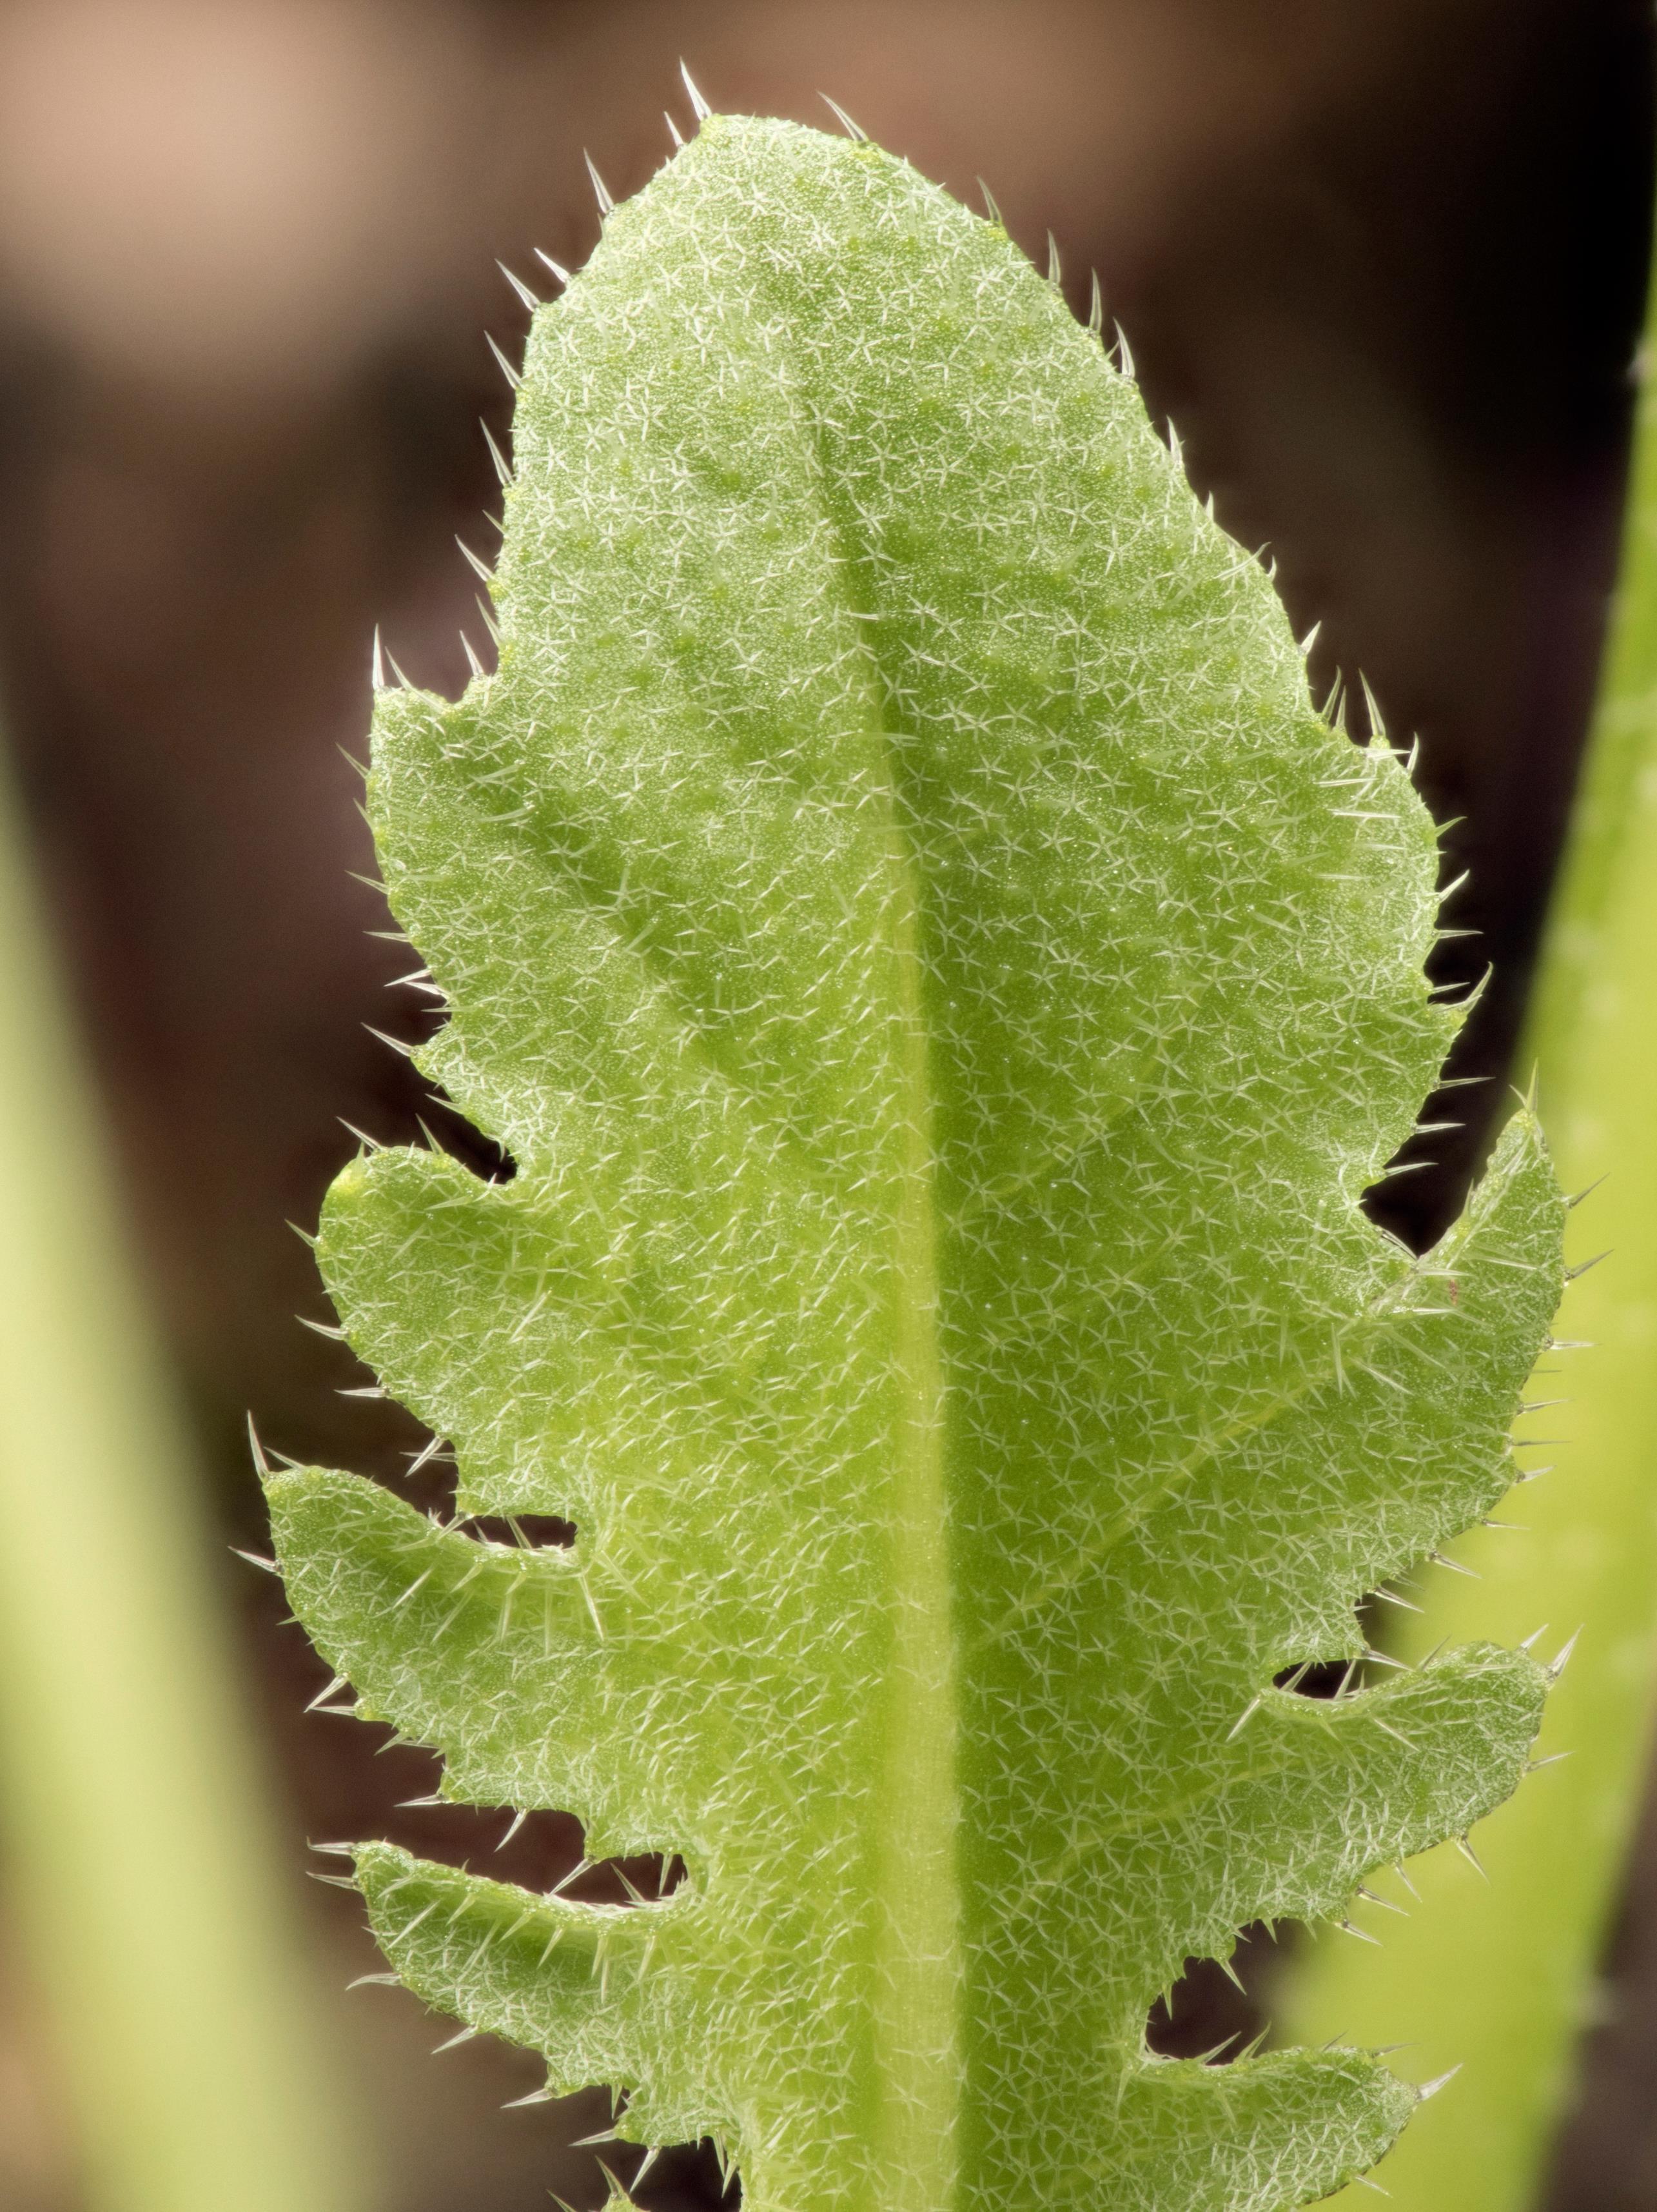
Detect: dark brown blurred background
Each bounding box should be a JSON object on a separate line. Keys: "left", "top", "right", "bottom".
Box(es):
{"left": 0, "top": 1, "right": 1650, "bottom": 2205}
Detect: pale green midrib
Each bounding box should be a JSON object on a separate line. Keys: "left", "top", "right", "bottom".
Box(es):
{"left": 870, "top": 785, "right": 964, "bottom": 2212}
{"left": 748, "top": 281, "right": 963, "bottom": 2207}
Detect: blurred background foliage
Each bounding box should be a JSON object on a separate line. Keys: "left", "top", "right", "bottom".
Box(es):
{"left": 0, "top": 1, "right": 1651, "bottom": 2207}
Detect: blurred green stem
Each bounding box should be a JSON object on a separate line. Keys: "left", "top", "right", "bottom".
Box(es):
{"left": 1280, "top": 153, "right": 1657, "bottom": 2212}
{"left": 0, "top": 746, "right": 362, "bottom": 2211}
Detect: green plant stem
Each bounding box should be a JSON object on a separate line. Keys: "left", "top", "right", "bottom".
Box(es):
{"left": 1279, "top": 169, "right": 1657, "bottom": 2212}
{"left": 0, "top": 746, "right": 362, "bottom": 2212}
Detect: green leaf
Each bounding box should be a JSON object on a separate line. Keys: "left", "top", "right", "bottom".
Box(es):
{"left": 268, "top": 114, "right": 1564, "bottom": 2211}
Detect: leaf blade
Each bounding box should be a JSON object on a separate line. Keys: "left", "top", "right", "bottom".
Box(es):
{"left": 270, "top": 114, "right": 1564, "bottom": 2210}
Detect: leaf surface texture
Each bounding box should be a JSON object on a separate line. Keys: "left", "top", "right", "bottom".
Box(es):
{"left": 270, "top": 114, "right": 1564, "bottom": 2212}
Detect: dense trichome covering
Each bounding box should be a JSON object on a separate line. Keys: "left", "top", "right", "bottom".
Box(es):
{"left": 268, "top": 112, "right": 1564, "bottom": 2212}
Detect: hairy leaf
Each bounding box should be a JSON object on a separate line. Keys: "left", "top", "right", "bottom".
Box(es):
{"left": 268, "top": 114, "right": 1565, "bottom": 2211}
